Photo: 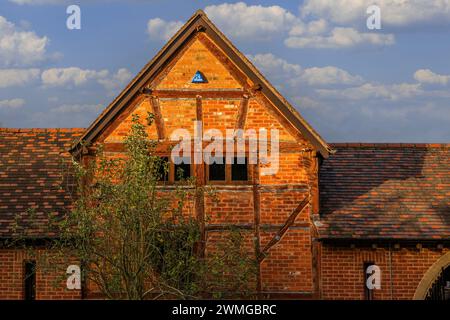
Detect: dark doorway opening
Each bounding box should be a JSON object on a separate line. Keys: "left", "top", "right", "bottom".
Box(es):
{"left": 426, "top": 266, "right": 450, "bottom": 300}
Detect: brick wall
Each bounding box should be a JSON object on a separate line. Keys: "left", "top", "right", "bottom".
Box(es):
{"left": 0, "top": 249, "right": 81, "bottom": 300}
{"left": 93, "top": 32, "right": 318, "bottom": 298}
{"left": 155, "top": 37, "right": 243, "bottom": 90}
{"left": 260, "top": 229, "right": 313, "bottom": 293}
{"left": 320, "top": 243, "right": 449, "bottom": 300}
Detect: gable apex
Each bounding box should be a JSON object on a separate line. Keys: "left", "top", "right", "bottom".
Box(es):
{"left": 70, "top": 9, "right": 332, "bottom": 158}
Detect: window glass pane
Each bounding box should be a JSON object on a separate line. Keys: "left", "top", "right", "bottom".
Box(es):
{"left": 232, "top": 157, "right": 248, "bottom": 181}
{"left": 174, "top": 157, "right": 191, "bottom": 181}
{"left": 209, "top": 157, "right": 225, "bottom": 181}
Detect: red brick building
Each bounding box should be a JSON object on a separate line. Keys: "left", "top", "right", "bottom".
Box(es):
{"left": 0, "top": 11, "right": 449, "bottom": 300}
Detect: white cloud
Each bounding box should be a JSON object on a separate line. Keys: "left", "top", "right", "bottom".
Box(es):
{"left": 145, "top": 3, "right": 396, "bottom": 48}
{"left": 204, "top": 2, "right": 298, "bottom": 39}
{"left": 414, "top": 69, "right": 450, "bottom": 85}
{"left": 147, "top": 18, "right": 184, "bottom": 41}
{"left": 0, "top": 16, "right": 49, "bottom": 66}
{"left": 0, "top": 68, "right": 40, "bottom": 88}
{"left": 289, "top": 18, "right": 328, "bottom": 37}
{"left": 301, "top": 66, "right": 363, "bottom": 86}
{"left": 202, "top": 2, "right": 395, "bottom": 48}
{"left": 8, "top": 0, "right": 127, "bottom": 4}
{"left": 8, "top": 0, "right": 68, "bottom": 4}
{"left": 245, "top": 53, "right": 450, "bottom": 142}
{"left": 248, "top": 53, "right": 362, "bottom": 86}
{"left": 41, "top": 67, "right": 106, "bottom": 87}
{"left": 50, "top": 103, "right": 103, "bottom": 113}
{"left": 41, "top": 67, "right": 131, "bottom": 92}
{"left": 247, "top": 53, "right": 302, "bottom": 78}
{"left": 301, "top": 0, "right": 450, "bottom": 27}
{"left": 97, "top": 68, "right": 132, "bottom": 92}
{"left": 317, "top": 83, "right": 423, "bottom": 101}
{"left": 285, "top": 27, "right": 395, "bottom": 49}
{"left": 0, "top": 98, "right": 25, "bottom": 109}
{"left": 285, "top": 8, "right": 396, "bottom": 49}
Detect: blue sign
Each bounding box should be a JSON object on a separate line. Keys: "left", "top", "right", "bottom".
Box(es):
{"left": 192, "top": 71, "right": 207, "bottom": 83}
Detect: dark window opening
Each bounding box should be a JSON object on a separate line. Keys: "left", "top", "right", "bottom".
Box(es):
{"left": 209, "top": 157, "right": 226, "bottom": 181}
{"left": 24, "top": 260, "right": 36, "bottom": 301}
{"left": 174, "top": 157, "right": 191, "bottom": 181}
{"left": 232, "top": 157, "right": 248, "bottom": 181}
{"left": 364, "top": 262, "right": 375, "bottom": 300}
{"left": 157, "top": 157, "right": 169, "bottom": 182}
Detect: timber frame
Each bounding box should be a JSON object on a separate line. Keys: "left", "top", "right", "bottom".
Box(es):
{"left": 69, "top": 10, "right": 332, "bottom": 158}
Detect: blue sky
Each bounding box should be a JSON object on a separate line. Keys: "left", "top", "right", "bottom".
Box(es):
{"left": 0, "top": 0, "right": 449, "bottom": 142}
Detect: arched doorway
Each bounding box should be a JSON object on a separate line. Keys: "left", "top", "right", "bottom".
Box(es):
{"left": 414, "top": 252, "right": 450, "bottom": 300}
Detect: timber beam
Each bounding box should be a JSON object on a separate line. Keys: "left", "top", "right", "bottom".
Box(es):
{"left": 258, "top": 196, "right": 310, "bottom": 262}
{"left": 151, "top": 89, "right": 248, "bottom": 99}
{"left": 235, "top": 94, "right": 250, "bottom": 130}
{"left": 149, "top": 95, "right": 166, "bottom": 140}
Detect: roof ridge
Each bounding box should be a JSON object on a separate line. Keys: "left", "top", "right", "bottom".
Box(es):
{"left": 0, "top": 128, "right": 86, "bottom": 133}
{"left": 330, "top": 142, "right": 450, "bottom": 148}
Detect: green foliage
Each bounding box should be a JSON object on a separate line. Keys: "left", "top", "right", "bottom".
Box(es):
{"left": 12, "top": 113, "right": 256, "bottom": 300}
{"left": 205, "top": 227, "right": 257, "bottom": 299}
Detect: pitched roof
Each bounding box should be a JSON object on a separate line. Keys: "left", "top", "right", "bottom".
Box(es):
{"left": 2, "top": 129, "right": 449, "bottom": 241}
{"left": 318, "top": 143, "right": 450, "bottom": 241}
{"left": 69, "top": 10, "right": 331, "bottom": 158}
{"left": 0, "top": 128, "right": 84, "bottom": 238}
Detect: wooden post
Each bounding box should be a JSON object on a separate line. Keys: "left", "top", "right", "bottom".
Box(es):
{"left": 235, "top": 94, "right": 249, "bottom": 130}
{"left": 195, "top": 95, "right": 206, "bottom": 257}
{"left": 253, "top": 160, "right": 262, "bottom": 296}
{"left": 196, "top": 95, "right": 203, "bottom": 122}
{"left": 149, "top": 95, "right": 166, "bottom": 140}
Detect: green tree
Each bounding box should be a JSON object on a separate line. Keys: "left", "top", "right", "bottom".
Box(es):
{"left": 12, "top": 114, "right": 256, "bottom": 300}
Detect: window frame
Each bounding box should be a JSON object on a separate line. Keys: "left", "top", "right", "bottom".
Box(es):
{"left": 156, "top": 155, "right": 193, "bottom": 185}
{"left": 206, "top": 156, "right": 250, "bottom": 185}
{"left": 156, "top": 154, "right": 251, "bottom": 185}
{"left": 173, "top": 157, "right": 193, "bottom": 182}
